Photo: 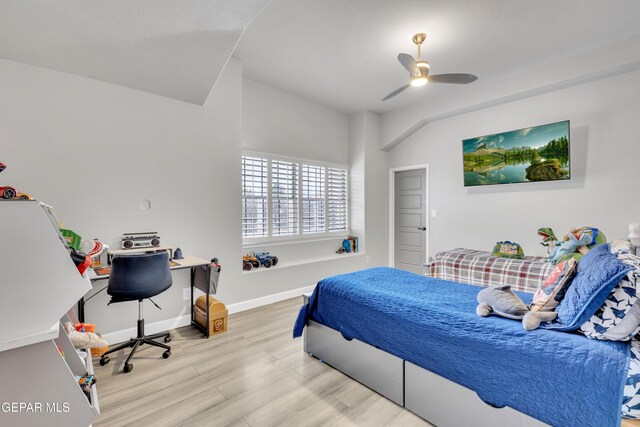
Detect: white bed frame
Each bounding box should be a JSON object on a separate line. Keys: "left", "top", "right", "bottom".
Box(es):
{"left": 302, "top": 295, "right": 548, "bottom": 427}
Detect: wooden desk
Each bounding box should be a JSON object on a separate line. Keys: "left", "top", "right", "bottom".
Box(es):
{"left": 79, "top": 255, "right": 216, "bottom": 338}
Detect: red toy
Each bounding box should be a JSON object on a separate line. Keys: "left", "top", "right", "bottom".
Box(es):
{"left": 0, "top": 162, "right": 30, "bottom": 200}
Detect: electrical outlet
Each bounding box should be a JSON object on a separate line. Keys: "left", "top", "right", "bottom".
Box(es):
{"left": 366, "top": 256, "right": 371, "bottom": 263}
{"left": 182, "top": 287, "right": 190, "bottom": 301}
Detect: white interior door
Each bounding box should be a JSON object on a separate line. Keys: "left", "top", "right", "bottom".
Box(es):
{"left": 394, "top": 169, "right": 427, "bottom": 274}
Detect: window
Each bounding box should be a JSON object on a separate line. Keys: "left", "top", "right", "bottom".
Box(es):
{"left": 327, "top": 167, "right": 348, "bottom": 232}
{"left": 302, "top": 165, "right": 326, "bottom": 234}
{"left": 241, "top": 156, "right": 268, "bottom": 238}
{"left": 242, "top": 153, "right": 349, "bottom": 243}
{"left": 271, "top": 160, "right": 298, "bottom": 236}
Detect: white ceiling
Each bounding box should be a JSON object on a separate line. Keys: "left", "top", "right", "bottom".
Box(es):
{"left": 0, "top": 0, "right": 271, "bottom": 104}
{"left": 234, "top": 0, "right": 640, "bottom": 114}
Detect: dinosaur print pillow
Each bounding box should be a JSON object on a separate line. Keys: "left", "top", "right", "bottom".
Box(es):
{"left": 622, "top": 339, "right": 640, "bottom": 418}
{"left": 579, "top": 251, "right": 640, "bottom": 341}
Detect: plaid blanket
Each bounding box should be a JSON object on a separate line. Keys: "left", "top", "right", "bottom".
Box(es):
{"left": 424, "top": 248, "right": 553, "bottom": 293}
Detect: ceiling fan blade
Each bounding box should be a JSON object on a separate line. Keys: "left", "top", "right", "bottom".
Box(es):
{"left": 428, "top": 73, "right": 478, "bottom": 84}
{"left": 398, "top": 53, "right": 418, "bottom": 76}
{"left": 382, "top": 84, "right": 411, "bottom": 101}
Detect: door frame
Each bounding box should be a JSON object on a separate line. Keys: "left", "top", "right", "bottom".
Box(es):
{"left": 388, "top": 164, "right": 430, "bottom": 268}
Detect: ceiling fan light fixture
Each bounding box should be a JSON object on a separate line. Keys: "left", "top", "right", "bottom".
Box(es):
{"left": 416, "top": 61, "right": 429, "bottom": 69}
{"left": 410, "top": 76, "right": 428, "bottom": 87}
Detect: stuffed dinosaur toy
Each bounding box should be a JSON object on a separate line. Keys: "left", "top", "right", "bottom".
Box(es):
{"left": 548, "top": 232, "right": 592, "bottom": 264}
{"left": 537, "top": 227, "right": 557, "bottom": 253}
{"left": 476, "top": 285, "right": 558, "bottom": 330}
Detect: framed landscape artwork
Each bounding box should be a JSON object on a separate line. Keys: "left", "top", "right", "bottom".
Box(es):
{"left": 462, "top": 120, "right": 570, "bottom": 187}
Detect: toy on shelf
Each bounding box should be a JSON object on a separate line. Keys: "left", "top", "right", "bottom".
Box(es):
{"left": 61, "top": 229, "right": 82, "bottom": 250}
{"left": 0, "top": 162, "right": 33, "bottom": 200}
{"left": 74, "top": 323, "right": 96, "bottom": 333}
{"left": 80, "top": 239, "right": 108, "bottom": 269}
{"left": 243, "top": 254, "right": 259, "bottom": 271}
{"left": 75, "top": 375, "right": 96, "bottom": 402}
{"left": 338, "top": 236, "right": 359, "bottom": 254}
{"left": 254, "top": 251, "right": 279, "bottom": 268}
{"left": 63, "top": 322, "right": 108, "bottom": 349}
{"left": 70, "top": 248, "right": 91, "bottom": 275}
{"left": 492, "top": 241, "right": 525, "bottom": 259}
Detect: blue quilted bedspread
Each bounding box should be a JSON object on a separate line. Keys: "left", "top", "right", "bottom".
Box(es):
{"left": 293, "top": 267, "right": 630, "bottom": 427}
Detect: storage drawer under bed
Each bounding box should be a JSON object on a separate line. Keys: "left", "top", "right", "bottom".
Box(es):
{"left": 304, "top": 319, "right": 404, "bottom": 405}
{"left": 405, "top": 361, "right": 548, "bottom": 427}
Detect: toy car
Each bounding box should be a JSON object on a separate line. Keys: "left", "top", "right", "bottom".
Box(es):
{"left": 254, "top": 251, "right": 278, "bottom": 268}
{"left": 243, "top": 260, "right": 253, "bottom": 271}
{"left": 243, "top": 255, "right": 260, "bottom": 269}
{"left": 0, "top": 186, "right": 17, "bottom": 199}
{"left": 0, "top": 162, "right": 30, "bottom": 200}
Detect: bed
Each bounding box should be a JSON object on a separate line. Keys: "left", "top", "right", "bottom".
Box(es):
{"left": 294, "top": 267, "right": 634, "bottom": 427}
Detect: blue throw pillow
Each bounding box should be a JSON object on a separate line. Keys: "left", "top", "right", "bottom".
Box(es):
{"left": 542, "top": 244, "right": 634, "bottom": 331}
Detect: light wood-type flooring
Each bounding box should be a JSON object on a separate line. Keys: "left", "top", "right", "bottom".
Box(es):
{"left": 92, "top": 297, "right": 431, "bottom": 427}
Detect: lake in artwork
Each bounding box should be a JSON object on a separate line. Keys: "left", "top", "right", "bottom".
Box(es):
{"left": 462, "top": 121, "right": 570, "bottom": 187}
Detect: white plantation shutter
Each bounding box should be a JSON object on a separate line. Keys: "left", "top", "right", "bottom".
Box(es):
{"left": 242, "top": 153, "right": 349, "bottom": 242}
{"left": 271, "top": 160, "right": 298, "bottom": 236}
{"left": 302, "top": 165, "right": 326, "bottom": 234}
{"left": 327, "top": 167, "right": 348, "bottom": 232}
{"left": 242, "top": 156, "right": 268, "bottom": 238}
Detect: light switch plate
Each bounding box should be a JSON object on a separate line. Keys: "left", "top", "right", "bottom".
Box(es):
{"left": 182, "top": 287, "right": 190, "bottom": 301}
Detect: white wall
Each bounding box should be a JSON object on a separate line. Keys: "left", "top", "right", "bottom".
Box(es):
{"left": 349, "top": 111, "right": 390, "bottom": 266}
{"left": 388, "top": 69, "right": 640, "bottom": 258}
{"left": 243, "top": 78, "right": 348, "bottom": 164}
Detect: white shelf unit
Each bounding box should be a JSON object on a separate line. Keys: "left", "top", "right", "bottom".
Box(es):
{"left": 0, "top": 201, "right": 98, "bottom": 426}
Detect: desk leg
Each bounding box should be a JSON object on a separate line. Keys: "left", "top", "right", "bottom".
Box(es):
{"left": 190, "top": 265, "right": 211, "bottom": 339}
{"left": 190, "top": 268, "right": 195, "bottom": 326}
{"left": 205, "top": 289, "right": 210, "bottom": 338}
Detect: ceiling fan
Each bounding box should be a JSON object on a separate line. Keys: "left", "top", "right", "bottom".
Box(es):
{"left": 382, "top": 33, "right": 478, "bottom": 101}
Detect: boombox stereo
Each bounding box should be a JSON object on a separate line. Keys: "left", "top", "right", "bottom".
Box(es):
{"left": 121, "top": 232, "right": 161, "bottom": 249}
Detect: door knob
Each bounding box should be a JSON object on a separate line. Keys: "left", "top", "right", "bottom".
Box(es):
{"left": 417, "top": 227, "right": 426, "bottom": 231}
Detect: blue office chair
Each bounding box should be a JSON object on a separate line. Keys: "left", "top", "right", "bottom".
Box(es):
{"left": 99, "top": 252, "right": 173, "bottom": 373}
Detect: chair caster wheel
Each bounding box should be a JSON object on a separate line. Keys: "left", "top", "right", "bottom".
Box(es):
{"left": 164, "top": 336, "right": 172, "bottom": 343}
{"left": 100, "top": 356, "right": 110, "bottom": 366}
{"left": 163, "top": 350, "right": 171, "bottom": 359}
{"left": 123, "top": 363, "right": 133, "bottom": 373}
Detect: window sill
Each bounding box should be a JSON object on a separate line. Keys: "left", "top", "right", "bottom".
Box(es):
{"left": 242, "top": 252, "right": 365, "bottom": 274}
{"left": 243, "top": 235, "right": 348, "bottom": 249}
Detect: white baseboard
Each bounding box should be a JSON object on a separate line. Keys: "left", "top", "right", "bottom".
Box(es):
{"left": 102, "top": 284, "right": 315, "bottom": 344}
{"left": 226, "top": 284, "right": 315, "bottom": 314}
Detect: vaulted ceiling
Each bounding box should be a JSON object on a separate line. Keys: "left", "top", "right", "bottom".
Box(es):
{"left": 235, "top": 0, "right": 640, "bottom": 114}
{"left": 1, "top": 0, "right": 638, "bottom": 114}
{"left": 0, "top": 0, "right": 271, "bottom": 104}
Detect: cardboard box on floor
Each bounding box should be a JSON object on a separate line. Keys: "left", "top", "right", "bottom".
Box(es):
{"left": 194, "top": 295, "right": 228, "bottom": 336}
